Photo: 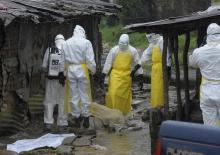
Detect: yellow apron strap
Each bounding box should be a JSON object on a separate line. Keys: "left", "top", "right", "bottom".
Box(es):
{"left": 64, "top": 63, "right": 72, "bottom": 113}
{"left": 81, "top": 64, "right": 92, "bottom": 101}
{"left": 202, "top": 77, "right": 220, "bottom": 83}
{"left": 64, "top": 63, "right": 92, "bottom": 113}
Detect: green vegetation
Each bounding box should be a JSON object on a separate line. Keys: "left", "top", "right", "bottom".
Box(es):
{"left": 212, "top": 0, "right": 220, "bottom": 4}
{"left": 100, "top": 20, "right": 148, "bottom": 49}
{"left": 101, "top": 23, "right": 197, "bottom": 51}
{"left": 116, "top": 0, "right": 150, "bottom": 23}
{"left": 177, "top": 33, "right": 197, "bottom": 65}
{"left": 178, "top": 33, "right": 197, "bottom": 54}
{"left": 100, "top": 19, "right": 198, "bottom": 66}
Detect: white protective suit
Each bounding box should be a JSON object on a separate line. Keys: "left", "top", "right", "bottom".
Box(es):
{"left": 60, "top": 25, "right": 96, "bottom": 118}
{"left": 102, "top": 34, "right": 140, "bottom": 75}
{"left": 139, "top": 33, "right": 172, "bottom": 67}
{"left": 103, "top": 34, "right": 140, "bottom": 114}
{"left": 189, "top": 23, "right": 220, "bottom": 127}
{"left": 42, "top": 34, "right": 68, "bottom": 126}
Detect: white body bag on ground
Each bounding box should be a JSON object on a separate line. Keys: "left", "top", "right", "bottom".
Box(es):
{"left": 7, "top": 133, "right": 75, "bottom": 153}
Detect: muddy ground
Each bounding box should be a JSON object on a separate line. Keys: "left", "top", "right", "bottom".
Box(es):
{"left": 0, "top": 44, "right": 199, "bottom": 155}
{"left": 0, "top": 74, "right": 201, "bottom": 155}
{"left": 0, "top": 83, "right": 152, "bottom": 155}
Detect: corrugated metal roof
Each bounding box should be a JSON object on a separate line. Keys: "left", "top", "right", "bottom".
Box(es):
{"left": 0, "top": 0, "right": 120, "bottom": 25}
{"left": 124, "top": 9, "right": 220, "bottom": 34}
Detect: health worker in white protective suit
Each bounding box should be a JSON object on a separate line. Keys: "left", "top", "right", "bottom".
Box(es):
{"left": 103, "top": 34, "right": 140, "bottom": 115}
{"left": 132, "top": 33, "right": 171, "bottom": 109}
{"left": 189, "top": 23, "right": 220, "bottom": 127}
{"left": 60, "top": 25, "right": 96, "bottom": 128}
{"left": 42, "top": 34, "right": 68, "bottom": 131}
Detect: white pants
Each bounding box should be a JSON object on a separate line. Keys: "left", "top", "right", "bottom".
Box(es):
{"left": 43, "top": 79, "right": 68, "bottom": 126}
{"left": 200, "top": 80, "right": 220, "bottom": 127}
{"left": 69, "top": 77, "right": 90, "bottom": 118}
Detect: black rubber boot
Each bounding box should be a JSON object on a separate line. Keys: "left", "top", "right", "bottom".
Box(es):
{"left": 83, "top": 117, "right": 90, "bottom": 128}
{"left": 74, "top": 117, "right": 81, "bottom": 128}
{"left": 44, "top": 123, "right": 52, "bottom": 132}
{"left": 58, "top": 126, "right": 68, "bottom": 133}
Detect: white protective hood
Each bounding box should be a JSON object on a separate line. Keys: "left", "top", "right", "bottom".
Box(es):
{"left": 206, "top": 23, "right": 220, "bottom": 44}
{"left": 55, "top": 34, "right": 65, "bottom": 49}
{"left": 118, "top": 34, "right": 129, "bottom": 51}
{"left": 146, "top": 33, "right": 161, "bottom": 45}
{"left": 73, "top": 25, "right": 86, "bottom": 38}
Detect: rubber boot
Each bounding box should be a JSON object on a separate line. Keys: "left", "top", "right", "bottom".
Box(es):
{"left": 74, "top": 117, "right": 81, "bottom": 128}
{"left": 44, "top": 123, "right": 52, "bottom": 132}
{"left": 83, "top": 117, "right": 90, "bottom": 128}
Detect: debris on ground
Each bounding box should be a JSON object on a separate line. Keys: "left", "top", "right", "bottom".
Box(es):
{"left": 89, "top": 102, "right": 125, "bottom": 126}
{"left": 1, "top": 83, "right": 151, "bottom": 155}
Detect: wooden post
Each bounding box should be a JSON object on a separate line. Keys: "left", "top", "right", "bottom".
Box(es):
{"left": 92, "top": 16, "right": 102, "bottom": 72}
{"left": 173, "top": 35, "right": 182, "bottom": 121}
{"left": 162, "top": 33, "right": 169, "bottom": 119}
{"left": 183, "top": 32, "right": 190, "bottom": 121}
{"left": 0, "top": 19, "right": 5, "bottom": 49}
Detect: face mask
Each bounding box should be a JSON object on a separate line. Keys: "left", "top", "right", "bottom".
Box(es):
{"left": 119, "top": 44, "right": 128, "bottom": 51}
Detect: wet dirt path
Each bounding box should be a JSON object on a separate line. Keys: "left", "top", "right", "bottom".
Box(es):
{"left": 74, "top": 83, "right": 151, "bottom": 155}
{"left": 0, "top": 83, "right": 151, "bottom": 155}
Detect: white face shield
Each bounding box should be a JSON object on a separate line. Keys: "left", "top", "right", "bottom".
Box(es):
{"left": 73, "top": 25, "right": 86, "bottom": 38}
{"left": 146, "top": 33, "right": 160, "bottom": 44}
{"left": 55, "top": 34, "right": 65, "bottom": 49}
{"left": 146, "top": 33, "right": 155, "bottom": 43}
{"left": 118, "top": 34, "right": 129, "bottom": 51}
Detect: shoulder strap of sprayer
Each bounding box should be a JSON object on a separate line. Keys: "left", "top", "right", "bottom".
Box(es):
{"left": 49, "top": 46, "right": 59, "bottom": 54}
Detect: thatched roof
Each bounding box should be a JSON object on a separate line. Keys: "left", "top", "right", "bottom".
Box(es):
{"left": 124, "top": 7, "right": 220, "bottom": 34}
{"left": 0, "top": 0, "right": 120, "bottom": 26}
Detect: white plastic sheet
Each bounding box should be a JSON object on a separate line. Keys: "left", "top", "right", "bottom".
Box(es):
{"left": 7, "top": 133, "right": 75, "bottom": 153}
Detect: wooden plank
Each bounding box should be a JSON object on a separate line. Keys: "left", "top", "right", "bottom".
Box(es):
{"left": 183, "top": 32, "right": 190, "bottom": 121}
{"left": 162, "top": 33, "right": 169, "bottom": 119}
{"left": 173, "top": 35, "right": 182, "bottom": 121}
{"left": 125, "top": 10, "right": 220, "bottom": 30}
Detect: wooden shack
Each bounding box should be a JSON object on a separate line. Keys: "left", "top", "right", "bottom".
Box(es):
{"left": 0, "top": 0, "right": 119, "bottom": 135}
{"left": 125, "top": 7, "right": 220, "bottom": 121}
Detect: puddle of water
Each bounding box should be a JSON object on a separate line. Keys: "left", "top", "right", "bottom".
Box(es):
{"left": 96, "top": 132, "right": 131, "bottom": 155}
{"left": 95, "top": 126, "right": 151, "bottom": 155}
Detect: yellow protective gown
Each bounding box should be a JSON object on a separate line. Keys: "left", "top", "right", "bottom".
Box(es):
{"left": 106, "top": 51, "right": 132, "bottom": 115}
{"left": 151, "top": 46, "right": 164, "bottom": 108}
{"left": 64, "top": 64, "right": 92, "bottom": 113}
